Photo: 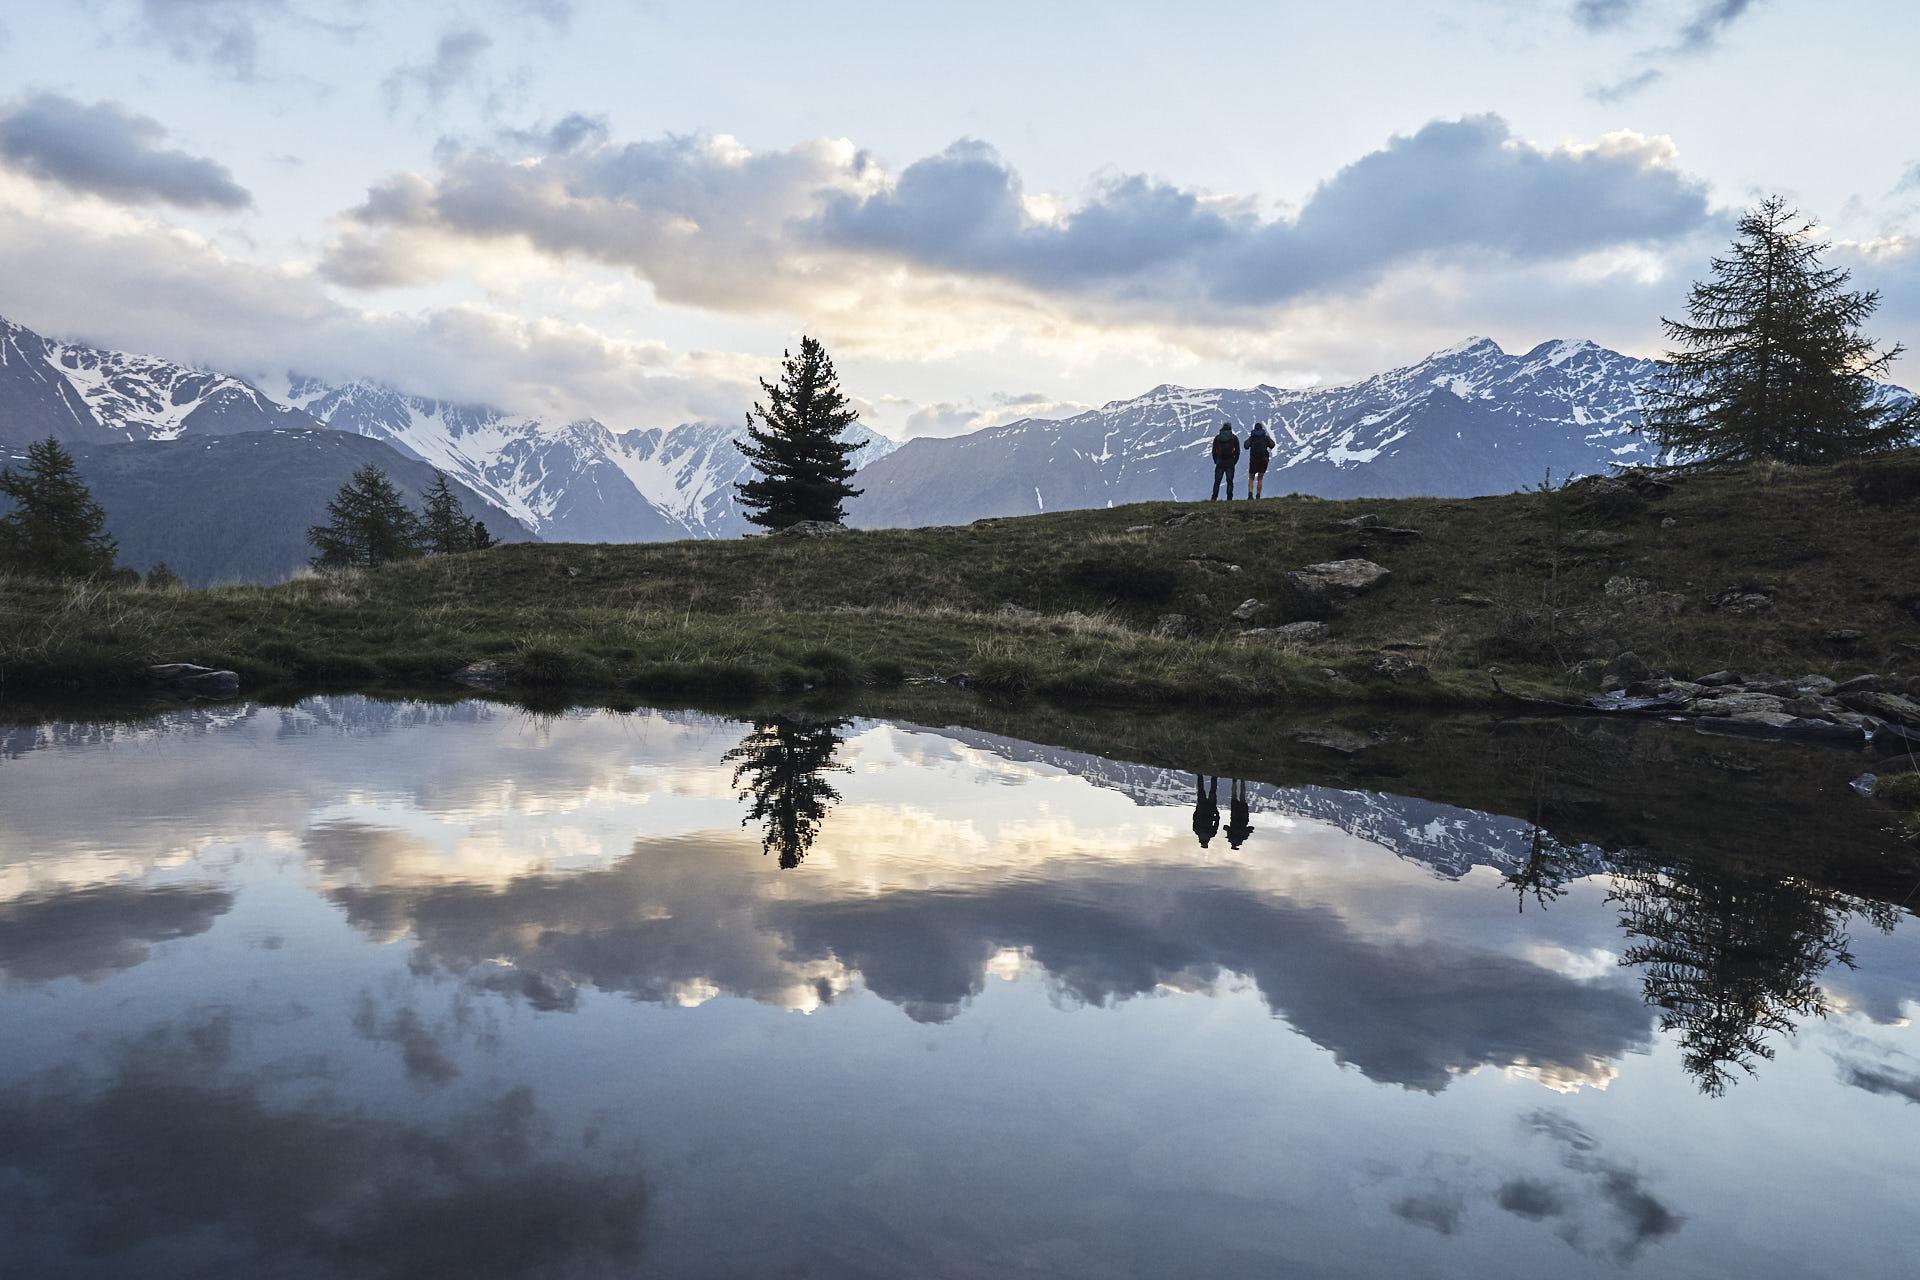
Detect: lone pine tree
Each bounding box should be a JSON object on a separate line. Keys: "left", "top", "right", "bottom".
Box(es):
{"left": 420, "top": 471, "right": 480, "bottom": 554}
{"left": 308, "top": 464, "right": 424, "bottom": 570}
{"left": 734, "top": 336, "right": 864, "bottom": 530}
{"left": 1646, "top": 196, "right": 1917, "bottom": 466}
{"left": 0, "top": 436, "right": 119, "bottom": 579}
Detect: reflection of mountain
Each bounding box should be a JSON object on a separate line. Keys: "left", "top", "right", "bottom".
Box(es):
{"left": 917, "top": 724, "right": 1608, "bottom": 881}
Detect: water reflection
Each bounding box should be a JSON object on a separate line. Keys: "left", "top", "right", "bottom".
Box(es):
{"left": 723, "top": 715, "right": 850, "bottom": 868}
{"left": 1, "top": 697, "right": 1916, "bottom": 1278}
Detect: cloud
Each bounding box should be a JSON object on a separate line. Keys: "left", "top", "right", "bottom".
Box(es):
{"left": 1587, "top": 0, "right": 1766, "bottom": 100}
{"left": 0, "top": 1017, "right": 650, "bottom": 1276}
{"left": 896, "top": 392, "right": 1086, "bottom": 439}
{"left": 1391, "top": 1189, "right": 1465, "bottom": 1235}
{"left": 1572, "top": 0, "right": 1639, "bottom": 30}
{"left": 0, "top": 882, "right": 233, "bottom": 983}
{"left": 1518, "top": 1110, "right": 1686, "bottom": 1262}
{"left": 135, "top": 0, "right": 285, "bottom": 79}
{"left": 0, "top": 92, "right": 251, "bottom": 210}
{"left": 323, "top": 115, "right": 1713, "bottom": 329}
{"left": 1676, "top": 0, "right": 1760, "bottom": 53}
{"left": 1835, "top": 1054, "right": 1920, "bottom": 1105}
{"left": 383, "top": 27, "right": 494, "bottom": 111}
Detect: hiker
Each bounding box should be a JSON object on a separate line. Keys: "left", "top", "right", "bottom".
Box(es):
{"left": 1225, "top": 779, "right": 1253, "bottom": 849}
{"left": 1244, "top": 422, "right": 1275, "bottom": 499}
{"left": 1209, "top": 422, "right": 1240, "bottom": 500}
{"left": 1192, "top": 774, "right": 1221, "bottom": 848}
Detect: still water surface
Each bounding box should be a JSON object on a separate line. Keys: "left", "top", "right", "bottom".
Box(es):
{"left": 2, "top": 698, "right": 1916, "bottom": 1278}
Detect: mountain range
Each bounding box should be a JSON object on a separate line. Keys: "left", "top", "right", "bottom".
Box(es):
{"left": 3, "top": 311, "right": 1912, "bottom": 580}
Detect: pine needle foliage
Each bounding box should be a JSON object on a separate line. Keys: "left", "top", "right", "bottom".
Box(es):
{"left": 734, "top": 336, "right": 864, "bottom": 530}
{"left": 1645, "top": 196, "right": 1917, "bottom": 466}
{"left": 421, "top": 471, "right": 482, "bottom": 554}
{"left": 0, "top": 436, "right": 119, "bottom": 579}
{"left": 308, "top": 464, "right": 425, "bottom": 570}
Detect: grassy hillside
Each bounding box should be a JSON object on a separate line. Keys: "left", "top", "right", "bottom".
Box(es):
{"left": 3, "top": 449, "right": 1917, "bottom": 707}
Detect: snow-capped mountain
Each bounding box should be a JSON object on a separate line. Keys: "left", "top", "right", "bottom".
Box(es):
{"left": 282, "top": 377, "right": 898, "bottom": 541}
{"left": 0, "top": 316, "right": 316, "bottom": 446}
{"left": 853, "top": 335, "right": 1913, "bottom": 525}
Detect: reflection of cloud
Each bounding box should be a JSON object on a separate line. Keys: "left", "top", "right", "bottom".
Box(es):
{"left": 1391, "top": 1188, "right": 1465, "bottom": 1235}
{"left": 1516, "top": 1110, "right": 1685, "bottom": 1262}
{"left": 0, "top": 1014, "right": 649, "bottom": 1277}
{"left": 335, "top": 834, "right": 1652, "bottom": 1091}
{"left": 0, "top": 883, "right": 232, "bottom": 983}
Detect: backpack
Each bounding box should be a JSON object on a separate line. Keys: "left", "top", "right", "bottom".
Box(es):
{"left": 1246, "top": 427, "right": 1273, "bottom": 461}
{"left": 1211, "top": 430, "right": 1240, "bottom": 466}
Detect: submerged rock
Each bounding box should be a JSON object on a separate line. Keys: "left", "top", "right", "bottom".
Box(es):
{"left": 144, "top": 663, "right": 239, "bottom": 697}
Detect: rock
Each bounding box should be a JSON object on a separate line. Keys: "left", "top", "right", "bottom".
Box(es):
{"left": 1851, "top": 773, "right": 1880, "bottom": 797}
{"left": 1824, "top": 628, "right": 1866, "bottom": 643}
{"left": 1230, "top": 599, "right": 1267, "bottom": 623}
{"left": 1838, "top": 691, "right": 1920, "bottom": 729}
{"left": 1126, "top": 524, "right": 1154, "bottom": 534}
{"left": 1697, "top": 715, "right": 1867, "bottom": 744}
{"left": 1660, "top": 516, "right": 1677, "bottom": 529}
{"left": 1189, "top": 593, "right": 1214, "bottom": 612}
{"left": 1291, "top": 559, "right": 1392, "bottom": 593}
{"left": 1600, "top": 651, "right": 1652, "bottom": 690}
{"left": 1162, "top": 513, "right": 1193, "bottom": 527}
{"left": 1187, "top": 557, "right": 1242, "bottom": 575}
{"left": 1151, "top": 614, "right": 1195, "bottom": 638}
{"left": 1690, "top": 690, "right": 1790, "bottom": 717}
{"left": 773, "top": 520, "right": 849, "bottom": 538}
{"left": 1566, "top": 658, "right": 1608, "bottom": 687}
{"left": 1629, "top": 677, "right": 1706, "bottom": 699}
{"left": 556, "top": 565, "right": 580, "bottom": 578}
{"left": 1604, "top": 576, "right": 1653, "bottom": 597}
{"left": 1452, "top": 593, "right": 1495, "bottom": 608}
{"left": 1693, "top": 670, "right": 1744, "bottom": 687}
{"left": 1563, "top": 529, "right": 1627, "bottom": 549}
{"left": 1368, "top": 653, "right": 1429, "bottom": 681}
{"left": 1781, "top": 697, "right": 1849, "bottom": 722}
{"left": 1337, "top": 515, "right": 1381, "bottom": 529}
{"left": 450, "top": 659, "right": 513, "bottom": 688}
{"left": 1288, "top": 727, "right": 1375, "bottom": 755}
{"left": 1240, "top": 621, "right": 1331, "bottom": 645}
{"left": 1833, "top": 674, "right": 1882, "bottom": 694}
{"left": 1791, "top": 675, "right": 1839, "bottom": 697}
{"left": 1712, "top": 589, "right": 1774, "bottom": 615}
{"left": 144, "top": 663, "right": 239, "bottom": 697}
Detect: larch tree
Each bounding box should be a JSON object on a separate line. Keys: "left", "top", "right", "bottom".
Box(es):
{"left": 420, "top": 471, "right": 479, "bottom": 554}
{"left": 0, "top": 436, "right": 119, "bottom": 579}
{"left": 1645, "top": 196, "right": 1917, "bottom": 466}
{"left": 734, "top": 336, "right": 864, "bottom": 530}
{"left": 308, "top": 464, "right": 424, "bottom": 570}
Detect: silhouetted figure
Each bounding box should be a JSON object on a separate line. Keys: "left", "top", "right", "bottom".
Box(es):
{"left": 1192, "top": 774, "right": 1221, "bottom": 847}
{"left": 1244, "top": 422, "right": 1275, "bottom": 499}
{"left": 1209, "top": 423, "right": 1240, "bottom": 500}
{"left": 1225, "top": 779, "right": 1253, "bottom": 849}
{"left": 723, "top": 717, "right": 850, "bottom": 868}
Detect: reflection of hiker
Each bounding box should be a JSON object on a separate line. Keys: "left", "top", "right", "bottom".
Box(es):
{"left": 1209, "top": 423, "right": 1240, "bottom": 500}
{"left": 1244, "top": 423, "right": 1275, "bottom": 500}
{"left": 1192, "top": 774, "right": 1221, "bottom": 847}
{"left": 1226, "top": 779, "right": 1253, "bottom": 849}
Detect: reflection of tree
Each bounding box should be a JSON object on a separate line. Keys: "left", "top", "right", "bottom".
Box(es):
{"left": 1608, "top": 858, "right": 1894, "bottom": 1095}
{"left": 723, "top": 718, "right": 850, "bottom": 868}
{"left": 1505, "top": 826, "right": 1584, "bottom": 912}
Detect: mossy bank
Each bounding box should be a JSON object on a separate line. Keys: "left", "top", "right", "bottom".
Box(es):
{"left": 4, "top": 450, "right": 1917, "bottom": 709}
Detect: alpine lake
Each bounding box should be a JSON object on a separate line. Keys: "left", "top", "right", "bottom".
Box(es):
{"left": 2, "top": 692, "right": 1916, "bottom": 1279}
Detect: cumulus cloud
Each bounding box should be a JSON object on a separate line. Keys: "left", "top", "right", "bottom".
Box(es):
{"left": 383, "top": 26, "right": 494, "bottom": 111}
{"left": 897, "top": 392, "right": 1087, "bottom": 438}
{"left": 322, "top": 114, "right": 1713, "bottom": 339}
{"left": 0, "top": 92, "right": 251, "bottom": 209}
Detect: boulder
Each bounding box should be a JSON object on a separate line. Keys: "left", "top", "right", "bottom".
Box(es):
{"left": 1162, "top": 513, "right": 1194, "bottom": 528}
{"left": 1230, "top": 598, "right": 1267, "bottom": 623}
{"left": 1368, "top": 653, "right": 1428, "bottom": 681}
{"left": 1151, "top": 614, "right": 1195, "bottom": 638}
{"left": 1791, "top": 675, "right": 1839, "bottom": 697}
{"left": 1690, "top": 690, "right": 1790, "bottom": 717}
{"left": 1240, "top": 621, "right": 1331, "bottom": 645}
{"left": 1291, "top": 559, "right": 1392, "bottom": 594}
{"left": 1833, "top": 674, "right": 1882, "bottom": 695}
{"left": 144, "top": 663, "right": 239, "bottom": 697}
{"left": 1563, "top": 529, "right": 1627, "bottom": 549}
{"left": 450, "top": 659, "right": 513, "bottom": 688}
{"left": 1604, "top": 576, "right": 1653, "bottom": 597}
{"left": 1600, "top": 651, "right": 1652, "bottom": 690}
{"left": 1565, "top": 658, "right": 1608, "bottom": 687}
{"left": 1694, "top": 670, "right": 1745, "bottom": 687}
{"left": 1838, "top": 691, "right": 1920, "bottom": 729}
{"left": 773, "top": 520, "right": 850, "bottom": 538}
{"left": 1337, "top": 515, "right": 1381, "bottom": 529}
{"left": 1712, "top": 589, "right": 1774, "bottom": 615}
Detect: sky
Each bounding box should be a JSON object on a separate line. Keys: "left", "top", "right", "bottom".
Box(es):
{"left": 0, "top": 0, "right": 1916, "bottom": 438}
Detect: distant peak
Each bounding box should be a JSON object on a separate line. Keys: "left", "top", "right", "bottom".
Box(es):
{"left": 1427, "top": 336, "right": 1503, "bottom": 359}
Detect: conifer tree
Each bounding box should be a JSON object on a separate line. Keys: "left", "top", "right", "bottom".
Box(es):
{"left": 144, "top": 562, "right": 183, "bottom": 589}
{"left": 471, "top": 519, "right": 495, "bottom": 550}
{"left": 734, "top": 336, "right": 864, "bottom": 530}
{"left": 1646, "top": 196, "right": 1917, "bottom": 465}
{"left": 308, "top": 464, "right": 424, "bottom": 570}
{"left": 723, "top": 717, "right": 850, "bottom": 868}
{"left": 420, "top": 471, "right": 478, "bottom": 554}
{"left": 0, "top": 436, "right": 118, "bottom": 579}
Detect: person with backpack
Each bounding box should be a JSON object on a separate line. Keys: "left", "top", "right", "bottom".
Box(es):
{"left": 1209, "top": 422, "right": 1240, "bottom": 500}
{"left": 1244, "top": 422, "right": 1275, "bottom": 499}
{"left": 1192, "top": 775, "right": 1221, "bottom": 848}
